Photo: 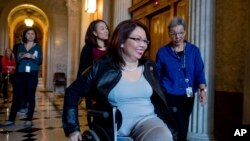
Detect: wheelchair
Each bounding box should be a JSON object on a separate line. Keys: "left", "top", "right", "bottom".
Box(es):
{"left": 80, "top": 95, "right": 178, "bottom": 141}
{"left": 81, "top": 103, "right": 133, "bottom": 141}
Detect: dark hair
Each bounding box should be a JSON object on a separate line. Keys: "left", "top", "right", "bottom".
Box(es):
{"left": 168, "top": 16, "right": 186, "bottom": 31}
{"left": 85, "top": 19, "right": 109, "bottom": 47}
{"left": 22, "top": 28, "right": 38, "bottom": 43}
{"left": 108, "top": 20, "right": 151, "bottom": 68}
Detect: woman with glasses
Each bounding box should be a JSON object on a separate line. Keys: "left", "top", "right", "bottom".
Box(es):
{"left": 156, "top": 16, "right": 207, "bottom": 141}
{"left": 63, "top": 20, "right": 177, "bottom": 141}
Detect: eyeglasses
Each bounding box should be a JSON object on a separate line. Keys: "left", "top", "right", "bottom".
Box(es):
{"left": 128, "top": 37, "right": 150, "bottom": 45}
{"left": 169, "top": 31, "right": 185, "bottom": 37}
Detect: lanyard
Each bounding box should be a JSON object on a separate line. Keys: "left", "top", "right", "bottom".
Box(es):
{"left": 172, "top": 44, "right": 189, "bottom": 87}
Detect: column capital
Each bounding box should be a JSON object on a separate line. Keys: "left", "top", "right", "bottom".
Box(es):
{"left": 65, "top": 0, "right": 80, "bottom": 16}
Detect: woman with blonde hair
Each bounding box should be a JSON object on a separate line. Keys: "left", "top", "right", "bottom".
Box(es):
{"left": 1, "top": 48, "right": 16, "bottom": 103}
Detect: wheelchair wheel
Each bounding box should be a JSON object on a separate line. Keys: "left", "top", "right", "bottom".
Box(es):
{"left": 82, "top": 130, "right": 100, "bottom": 141}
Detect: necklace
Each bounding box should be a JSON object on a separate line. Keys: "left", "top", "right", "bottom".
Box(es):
{"left": 123, "top": 66, "right": 138, "bottom": 71}
{"left": 123, "top": 60, "right": 139, "bottom": 71}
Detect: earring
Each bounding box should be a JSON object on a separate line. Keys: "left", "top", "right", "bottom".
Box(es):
{"left": 121, "top": 44, "right": 124, "bottom": 48}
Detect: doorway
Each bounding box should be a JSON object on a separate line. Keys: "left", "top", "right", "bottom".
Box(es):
{"left": 8, "top": 4, "right": 49, "bottom": 89}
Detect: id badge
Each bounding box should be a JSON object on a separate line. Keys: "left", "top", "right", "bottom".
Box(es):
{"left": 26, "top": 66, "right": 31, "bottom": 72}
{"left": 186, "top": 87, "right": 193, "bottom": 97}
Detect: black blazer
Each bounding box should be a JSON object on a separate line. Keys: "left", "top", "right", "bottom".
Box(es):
{"left": 76, "top": 43, "right": 95, "bottom": 78}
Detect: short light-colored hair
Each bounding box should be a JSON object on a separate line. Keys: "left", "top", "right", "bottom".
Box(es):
{"left": 168, "top": 16, "right": 186, "bottom": 31}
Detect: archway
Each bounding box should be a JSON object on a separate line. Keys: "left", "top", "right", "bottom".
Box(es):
{"left": 7, "top": 4, "right": 49, "bottom": 87}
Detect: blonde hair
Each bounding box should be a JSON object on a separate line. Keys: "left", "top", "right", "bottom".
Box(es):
{"left": 5, "top": 48, "right": 15, "bottom": 60}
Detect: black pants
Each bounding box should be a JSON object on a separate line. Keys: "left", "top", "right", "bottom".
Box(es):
{"left": 9, "top": 71, "right": 39, "bottom": 121}
{"left": 166, "top": 94, "right": 194, "bottom": 141}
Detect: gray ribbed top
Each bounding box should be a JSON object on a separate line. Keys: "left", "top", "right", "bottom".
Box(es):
{"left": 108, "top": 74, "right": 156, "bottom": 136}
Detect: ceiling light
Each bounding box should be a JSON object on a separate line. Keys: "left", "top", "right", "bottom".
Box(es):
{"left": 24, "top": 18, "right": 34, "bottom": 27}
{"left": 85, "top": 0, "right": 96, "bottom": 13}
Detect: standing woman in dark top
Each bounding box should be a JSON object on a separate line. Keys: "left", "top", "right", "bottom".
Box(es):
{"left": 0, "top": 28, "right": 42, "bottom": 127}
{"left": 76, "top": 19, "right": 109, "bottom": 78}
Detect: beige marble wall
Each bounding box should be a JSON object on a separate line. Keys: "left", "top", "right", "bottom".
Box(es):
{"left": 53, "top": 15, "right": 68, "bottom": 72}
{"left": 215, "top": 0, "right": 249, "bottom": 92}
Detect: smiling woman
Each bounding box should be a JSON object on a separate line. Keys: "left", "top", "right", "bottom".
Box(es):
{"left": 76, "top": 19, "right": 110, "bottom": 78}
{"left": 63, "top": 20, "right": 177, "bottom": 141}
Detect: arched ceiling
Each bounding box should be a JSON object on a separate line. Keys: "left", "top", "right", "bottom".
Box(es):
{"left": 7, "top": 4, "right": 49, "bottom": 47}
{"left": 8, "top": 4, "right": 48, "bottom": 35}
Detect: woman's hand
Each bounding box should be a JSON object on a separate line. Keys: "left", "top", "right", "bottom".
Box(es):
{"left": 68, "top": 131, "right": 82, "bottom": 141}
{"left": 24, "top": 53, "right": 33, "bottom": 58}
{"left": 19, "top": 52, "right": 25, "bottom": 58}
{"left": 199, "top": 91, "right": 207, "bottom": 106}
{"left": 19, "top": 53, "right": 32, "bottom": 59}
{"left": 7, "top": 66, "right": 15, "bottom": 72}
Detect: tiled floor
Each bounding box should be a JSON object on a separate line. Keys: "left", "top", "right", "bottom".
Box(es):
{"left": 0, "top": 84, "right": 88, "bottom": 141}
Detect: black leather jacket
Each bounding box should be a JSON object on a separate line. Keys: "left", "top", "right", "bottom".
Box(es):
{"left": 63, "top": 56, "right": 177, "bottom": 139}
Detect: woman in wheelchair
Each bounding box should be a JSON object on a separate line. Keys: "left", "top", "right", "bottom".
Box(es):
{"left": 63, "top": 20, "right": 177, "bottom": 141}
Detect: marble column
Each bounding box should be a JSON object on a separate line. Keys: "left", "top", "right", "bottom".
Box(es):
{"left": 113, "top": 0, "right": 132, "bottom": 28}
{"left": 65, "top": 0, "right": 81, "bottom": 83}
{"left": 102, "top": 0, "right": 111, "bottom": 25}
{"left": 187, "top": 0, "right": 215, "bottom": 140}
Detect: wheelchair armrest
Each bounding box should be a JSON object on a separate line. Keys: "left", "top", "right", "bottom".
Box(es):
{"left": 87, "top": 109, "right": 109, "bottom": 119}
